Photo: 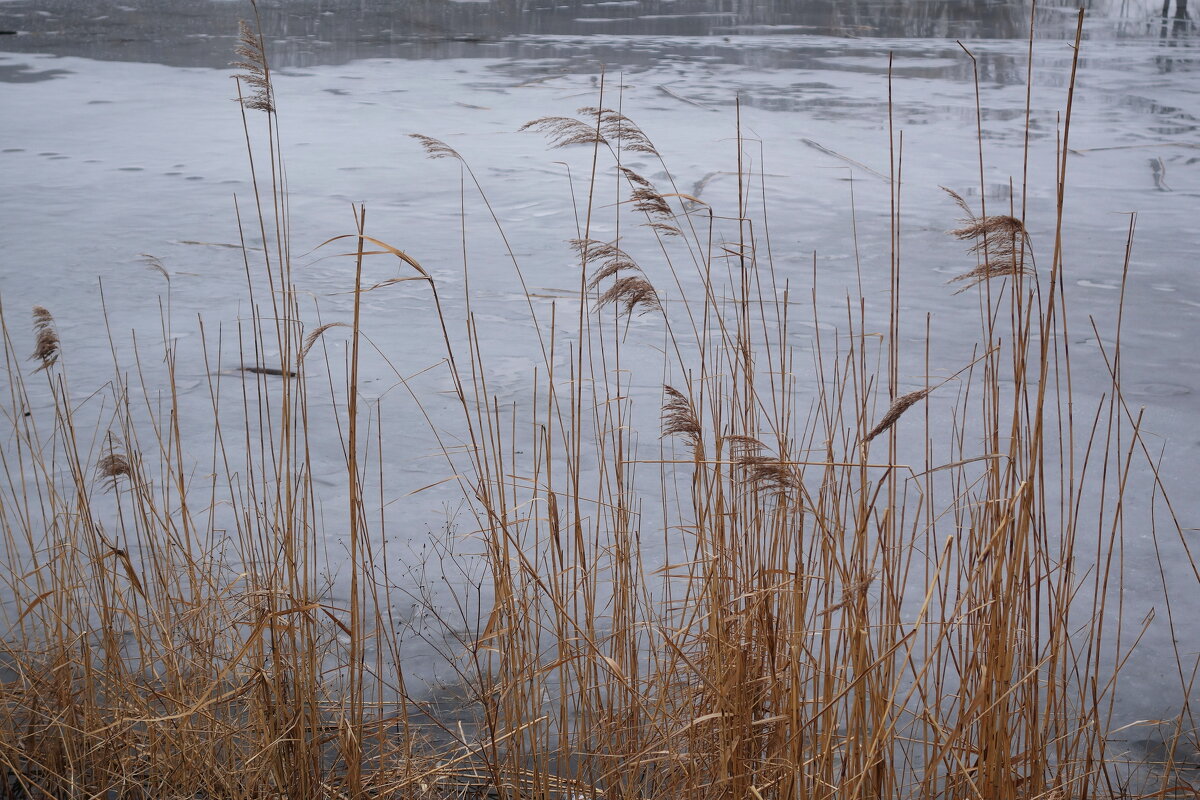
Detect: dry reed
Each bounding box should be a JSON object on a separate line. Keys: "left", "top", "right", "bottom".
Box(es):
{"left": 0, "top": 9, "right": 1194, "bottom": 800}
{"left": 29, "top": 305, "right": 58, "bottom": 372}
{"left": 232, "top": 18, "right": 274, "bottom": 113}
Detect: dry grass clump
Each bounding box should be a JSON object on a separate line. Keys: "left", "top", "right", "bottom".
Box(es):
{"left": 0, "top": 10, "right": 1195, "bottom": 800}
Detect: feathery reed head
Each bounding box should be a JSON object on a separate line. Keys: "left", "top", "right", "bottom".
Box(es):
{"left": 571, "top": 238, "right": 625, "bottom": 266}
{"left": 723, "top": 434, "right": 766, "bottom": 455}
{"left": 736, "top": 454, "right": 800, "bottom": 493}
{"left": 30, "top": 306, "right": 59, "bottom": 373}
{"left": 942, "top": 187, "right": 1032, "bottom": 292}
{"left": 631, "top": 187, "right": 672, "bottom": 218}
{"left": 519, "top": 116, "right": 607, "bottom": 149}
{"left": 140, "top": 253, "right": 170, "bottom": 282}
{"left": 595, "top": 275, "right": 662, "bottom": 316}
{"left": 645, "top": 221, "right": 682, "bottom": 237}
{"left": 617, "top": 166, "right": 653, "bottom": 188}
{"left": 951, "top": 214, "right": 1026, "bottom": 251}
{"left": 96, "top": 451, "right": 133, "bottom": 490}
{"left": 864, "top": 388, "right": 930, "bottom": 444}
{"left": 819, "top": 571, "right": 879, "bottom": 617}
{"left": 573, "top": 238, "right": 661, "bottom": 315}
{"left": 574, "top": 238, "right": 646, "bottom": 290}
{"left": 232, "top": 19, "right": 274, "bottom": 114}
{"left": 298, "top": 322, "right": 350, "bottom": 364}
{"left": 410, "top": 134, "right": 462, "bottom": 161}
{"left": 661, "top": 385, "right": 702, "bottom": 455}
{"left": 578, "top": 107, "right": 659, "bottom": 155}
{"left": 618, "top": 165, "right": 678, "bottom": 228}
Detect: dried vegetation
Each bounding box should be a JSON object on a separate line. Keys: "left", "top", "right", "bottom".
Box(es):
{"left": 0, "top": 11, "right": 1195, "bottom": 800}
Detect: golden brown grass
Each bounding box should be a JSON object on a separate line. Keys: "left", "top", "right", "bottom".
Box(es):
{"left": 0, "top": 8, "right": 1195, "bottom": 800}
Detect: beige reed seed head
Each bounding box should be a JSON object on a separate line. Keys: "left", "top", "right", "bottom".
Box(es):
{"left": 942, "top": 187, "right": 1033, "bottom": 292}
{"left": 97, "top": 452, "right": 133, "bottom": 489}
{"left": 631, "top": 187, "right": 672, "bottom": 219}
{"left": 586, "top": 255, "right": 642, "bottom": 290}
{"left": 571, "top": 238, "right": 626, "bottom": 265}
{"left": 661, "top": 385, "right": 702, "bottom": 454}
{"left": 617, "top": 166, "right": 653, "bottom": 188}
{"left": 596, "top": 275, "right": 662, "bottom": 316}
{"left": 410, "top": 133, "right": 462, "bottom": 161}
{"left": 578, "top": 107, "right": 659, "bottom": 155}
{"left": 140, "top": 253, "right": 170, "bottom": 282}
{"left": 864, "top": 388, "right": 930, "bottom": 444}
{"left": 232, "top": 20, "right": 274, "bottom": 113}
{"left": 298, "top": 322, "right": 351, "bottom": 364}
{"left": 30, "top": 306, "right": 59, "bottom": 372}
{"left": 645, "top": 221, "right": 682, "bottom": 237}
{"left": 736, "top": 454, "right": 800, "bottom": 492}
{"left": 573, "top": 239, "right": 650, "bottom": 298}
{"left": 519, "top": 116, "right": 608, "bottom": 149}
{"left": 723, "top": 434, "right": 765, "bottom": 455}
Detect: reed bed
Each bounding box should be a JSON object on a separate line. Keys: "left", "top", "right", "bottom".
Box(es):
{"left": 0, "top": 8, "right": 1196, "bottom": 800}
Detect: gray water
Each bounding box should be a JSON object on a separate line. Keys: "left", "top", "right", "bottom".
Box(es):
{"left": 0, "top": 0, "right": 1193, "bottom": 67}
{"left": 1, "top": 0, "right": 1198, "bottom": 770}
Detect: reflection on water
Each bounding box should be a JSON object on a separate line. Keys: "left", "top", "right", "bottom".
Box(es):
{"left": 1155, "top": 0, "right": 1199, "bottom": 71}
{"left": 0, "top": 0, "right": 1193, "bottom": 71}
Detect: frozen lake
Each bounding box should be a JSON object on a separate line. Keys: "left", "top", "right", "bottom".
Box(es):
{"left": 1, "top": 0, "right": 1197, "bottom": 754}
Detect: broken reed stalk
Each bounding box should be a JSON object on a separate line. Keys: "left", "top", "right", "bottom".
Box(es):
{"left": 0, "top": 8, "right": 1195, "bottom": 800}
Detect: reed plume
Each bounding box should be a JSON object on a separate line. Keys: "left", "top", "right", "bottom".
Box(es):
{"left": 298, "top": 321, "right": 350, "bottom": 364}
{"left": 30, "top": 305, "right": 59, "bottom": 373}
{"left": 572, "top": 238, "right": 628, "bottom": 266}
{"left": 595, "top": 275, "right": 661, "bottom": 316}
{"left": 819, "top": 571, "right": 878, "bottom": 617}
{"left": 140, "top": 253, "right": 170, "bottom": 282}
{"left": 574, "top": 238, "right": 662, "bottom": 315}
{"left": 661, "top": 385, "right": 702, "bottom": 456}
{"left": 232, "top": 19, "right": 274, "bottom": 113}
{"left": 644, "top": 221, "right": 681, "bottom": 236}
{"left": 723, "top": 434, "right": 765, "bottom": 455}
{"left": 579, "top": 107, "right": 659, "bottom": 155}
{"left": 863, "top": 388, "right": 930, "bottom": 444}
{"left": 735, "top": 453, "right": 800, "bottom": 492}
{"left": 410, "top": 134, "right": 462, "bottom": 161}
{"left": 616, "top": 168, "right": 681, "bottom": 233}
{"left": 943, "top": 187, "right": 1032, "bottom": 292}
{"left": 631, "top": 187, "right": 672, "bottom": 218}
{"left": 581, "top": 243, "right": 641, "bottom": 287}
{"left": 618, "top": 166, "right": 653, "bottom": 188}
{"left": 519, "top": 116, "right": 607, "bottom": 149}
{"left": 96, "top": 451, "right": 133, "bottom": 490}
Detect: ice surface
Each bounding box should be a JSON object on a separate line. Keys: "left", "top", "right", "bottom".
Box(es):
{"left": 0, "top": 3, "right": 1198, "bottom": 738}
